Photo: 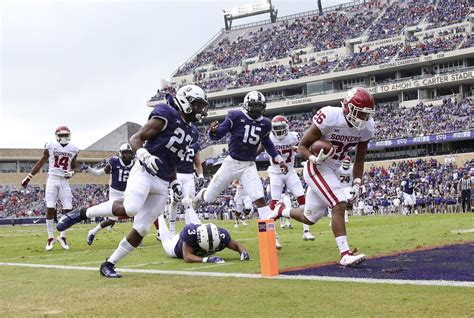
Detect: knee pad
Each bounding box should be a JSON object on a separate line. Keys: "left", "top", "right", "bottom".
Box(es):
{"left": 133, "top": 224, "right": 150, "bottom": 237}
{"left": 123, "top": 200, "right": 140, "bottom": 217}
{"left": 303, "top": 208, "right": 324, "bottom": 224}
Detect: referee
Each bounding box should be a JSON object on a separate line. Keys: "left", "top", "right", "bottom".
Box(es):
{"left": 458, "top": 172, "right": 472, "bottom": 213}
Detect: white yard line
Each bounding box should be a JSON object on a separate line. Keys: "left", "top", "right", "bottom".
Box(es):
{"left": 0, "top": 262, "right": 473, "bottom": 288}
{"left": 451, "top": 229, "right": 474, "bottom": 234}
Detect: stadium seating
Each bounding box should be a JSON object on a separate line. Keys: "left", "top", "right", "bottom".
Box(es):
{"left": 197, "top": 97, "right": 472, "bottom": 149}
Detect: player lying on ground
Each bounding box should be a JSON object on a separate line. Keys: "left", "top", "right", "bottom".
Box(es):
{"left": 158, "top": 209, "right": 250, "bottom": 265}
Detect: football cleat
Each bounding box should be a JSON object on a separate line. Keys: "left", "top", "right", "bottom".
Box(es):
{"left": 288, "top": 223, "right": 293, "bottom": 229}
{"left": 275, "top": 235, "right": 282, "bottom": 250}
{"left": 302, "top": 231, "right": 315, "bottom": 241}
{"left": 240, "top": 220, "right": 248, "bottom": 226}
{"left": 100, "top": 261, "right": 122, "bottom": 278}
{"left": 155, "top": 231, "right": 161, "bottom": 242}
{"left": 86, "top": 230, "right": 95, "bottom": 246}
{"left": 234, "top": 222, "right": 239, "bottom": 228}
{"left": 340, "top": 249, "right": 366, "bottom": 267}
{"left": 45, "top": 238, "right": 55, "bottom": 251}
{"left": 280, "top": 224, "right": 286, "bottom": 230}
{"left": 57, "top": 236, "right": 69, "bottom": 250}
{"left": 270, "top": 203, "right": 285, "bottom": 221}
{"left": 57, "top": 207, "right": 88, "bottom": 231}
{"left": 192, "top": 188, "right": 206, "bottom": 210}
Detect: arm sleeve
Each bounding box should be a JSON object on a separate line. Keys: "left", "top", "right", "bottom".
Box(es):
{"left": 210, "top": 117, "right": 232, "bottom": 141}
{"left": 87, "top": 167, "right": 106, "bottom": 176}
{"left": 261, "top": 134, "right": 280, "bottom": 161}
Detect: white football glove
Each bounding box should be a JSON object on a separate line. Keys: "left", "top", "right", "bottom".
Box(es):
{"left": 348, "top": 178, "right": 362, "bottom": 204}
{"left": 308, "top": 148, "right": 334, "bottom": 165}
{"left": 136, "top": 148, "right": 162, "bottom": 176}
{"left": 64, "top": 171, "right": 75, "bottom": 179}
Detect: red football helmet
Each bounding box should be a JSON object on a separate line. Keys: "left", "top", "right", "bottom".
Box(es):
{"left": 271, "top": 115, "right": 289, "bottom": 139}
{"left": 341, "top": 155, "right": 351, "bottom": 170}
{"left": 55, "top": 126, "right": 71, "bottom": 145}
{"left": 342, "top": 87, "right": 375, "bottom": 130}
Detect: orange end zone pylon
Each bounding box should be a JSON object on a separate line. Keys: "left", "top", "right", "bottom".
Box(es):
{"left": 257, "top": 219, "right": 279, "bottom": 276}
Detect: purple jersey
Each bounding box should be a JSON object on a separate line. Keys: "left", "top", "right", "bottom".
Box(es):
{"left": 108, "top": 156, "right": 134, "bottom": 192}
{"left": 174, "top": 223, "right": 231, "bottom": 259}
{"left": 209, "top": 109, "right": 279, "bottom": 161}
{"left": 177, "top": 141, "right": 200, "bottom": 174}
{"left": 144, "top": 104, "right": 199, "bottom": 182}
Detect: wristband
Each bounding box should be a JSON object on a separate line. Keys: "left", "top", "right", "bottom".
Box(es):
{"left": 353, "top": 178, "right": 362, "bottom": 185}
{"left": 198, "top": 174, "right": 204, "bottom": 178}
{"left": 202, "top": 257, "right": 208, "bottom": 263}
{"left": 274, "top": 155, "right": 283, "bottom": 164}
{"left": 27, "top": 173, "right": 33, "bottom": 179}
{"left": 170, "top": 179, "right": 180, "bottom": 188}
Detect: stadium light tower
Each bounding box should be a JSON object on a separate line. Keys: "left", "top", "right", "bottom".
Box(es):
{"left": 223, "top": 0, "right": 278, "bottom": 31}
{"left": 317, "top": 0, "right": 323, "bottom": 15}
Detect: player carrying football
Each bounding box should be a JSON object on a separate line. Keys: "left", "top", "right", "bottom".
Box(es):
{"left": 272, "top": 87, "right": 375, "bottom": 266}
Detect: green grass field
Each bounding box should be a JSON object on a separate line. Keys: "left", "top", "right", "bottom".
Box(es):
{"left": 1, "top": 213, "right": 474, "bottom": 317}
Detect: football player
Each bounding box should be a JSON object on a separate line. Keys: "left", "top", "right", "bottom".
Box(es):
{"left": 272, "top": 87, "right": 375, "bottom": 266}
{"left": 167, "top": 141, "right": 204, "bottom": 236}
{"left": 335, "top": 156, "right": 352, "bottom": 223}
{"left": 57, "top": 84, "right": 208, "bottom": 278}
{"left": 231, "top": 179, "right": 251, "bottom": 228}
{"left": 192, "top": 90, "right": 288, "bottom": 249}
{"left": 158, "top": 214, "right": 250, "bottom": 264}
{"left": 21, "top": 126, "right": 78, "bottom": 251}
{"left": 401, "top": 171, "right": 416, "bottom": 215}
{"left": 84, "top": 143, "right": 135, "bottom": 245}
{"left": 259, "top": 115, "right": 314, "bottom": 241}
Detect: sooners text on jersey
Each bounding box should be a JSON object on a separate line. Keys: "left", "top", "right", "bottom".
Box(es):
{"left": 46, "top": 141, "right": 79, "bottom": 177}
{"left": 267, "top": 131, "right": 299, "bottom": 174}
{"left": 313, "top": 106, "right": 374, "bottom": 170}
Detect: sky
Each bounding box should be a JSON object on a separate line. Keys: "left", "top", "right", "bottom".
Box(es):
{"left": 0, "top": 0, "right": 348, "bottom": 149}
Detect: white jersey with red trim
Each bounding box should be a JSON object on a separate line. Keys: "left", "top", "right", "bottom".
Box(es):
{"left": 313, "top": 106, "right": 374, "bottom": 170}
{"left": 267, "top": 131, "right": 299, "bottom": 174}
{"left": 46, "top": 141, "right": 79, "bottom": 177}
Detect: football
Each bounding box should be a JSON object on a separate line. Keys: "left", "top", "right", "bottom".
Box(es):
{"left": 310, "top": 139, "right": 333, "bottom": 156}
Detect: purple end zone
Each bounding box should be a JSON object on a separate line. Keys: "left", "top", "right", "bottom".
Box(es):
{"left": 282, "top": 242, "right": 474, "bottom": 281}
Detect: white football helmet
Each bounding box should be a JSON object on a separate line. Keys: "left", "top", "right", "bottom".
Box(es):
{"left": 196, "top": 223, "right": 221, "bottom": 252}
{"left": 55, "top": 126, "right": 71, "bottom": 145}
{"left": 174, "top": 84, "right": 208, "bottom": 122}
{"left": 271, "top": 115, "right": 289, "bottom": 139}
{"left": 243, "top": 90, "right": 266, "bottom": 119}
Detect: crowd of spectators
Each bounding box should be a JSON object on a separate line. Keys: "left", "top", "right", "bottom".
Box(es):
{"left": 1, "top": 156, "right": 472, "bottom": 220}
{"left": 359, "top": 158, "right": 473, "bottom": 215}
{"left": 335, "top": 43, "right": 402, "bottom": 71}
{"left": 425, "top": 0, "right": 471, "bottom": 30}
{"left": 397, "top": 34, "right": 466, "bottom": 60}
{"left": 367, "top": 0, "right": 435, "bottom": 41}
{"left": 374, "top": 97, "right": 472, "bottom": 141}
{"left": 174, "top": 2, "right": 381, "bottom": 76}
{"left": 0, "top": 185, "right": 109, "bottom": 218}
{"left": 197, "top": 97, "right": 472, "bottom": 149}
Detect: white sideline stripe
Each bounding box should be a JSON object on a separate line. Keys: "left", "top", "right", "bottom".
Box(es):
{"left": 1, "top": 262, "right": 473, "bottom": 288}
{"left": 451, "top": 229, "right": 474, "bottom": 234}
